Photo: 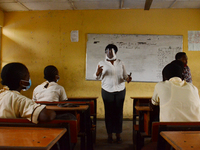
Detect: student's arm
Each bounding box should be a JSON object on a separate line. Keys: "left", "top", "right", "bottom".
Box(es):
{"left": 18, "top": 97, "right": 55, "bottom": 124}
{"left": 59, "top": 86, "right": 68, "bottom": 101}
{"left": 151, "top": 86, "right": 159, "bottom": 106}
{"left": 38, "top": 108, "right": 56, "bottom": 122}
{"left": 32, "top": 89, "right": 37, "bottom": 101}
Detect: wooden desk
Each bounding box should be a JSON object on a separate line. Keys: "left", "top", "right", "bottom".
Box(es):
{"left": 46, "top": 105, "right": 93, "bottom": 150}
{"left": 46, "top": 105, "right": 89, "bottom": 111}
{"left": 131, "top": 97, "right": 152, "bottom": 127}
{"left": 68, "top": 97, "right": 98, "bottom": 101}
{"left": 160, "top": 131, "right": 200, "bottom": 150}
{"left": 0, "top": 127, "right": 66, "bottom": 150}
{"left": 131, "top": 97, "right": 153, "bottom": 150}
{"left": 135, "top": 106, "right": 151, "bottom": 111}
{"left": 38, "top": 97, "right": 98, "bottom": 144}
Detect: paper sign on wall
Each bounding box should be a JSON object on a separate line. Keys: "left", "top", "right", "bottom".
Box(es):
{"left": 188, "top": 31, "right": 200, "bottom": 51}
{"left": 71, "top": 30, "right": 79, "bottom": 42}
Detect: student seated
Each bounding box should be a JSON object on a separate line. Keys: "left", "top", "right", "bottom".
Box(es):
{"left": 175, "top": 52, "right": 192, "bottom": 83}
{"left": 0, "top": 62, "right": 56, "bottom": 124}
{"left": 151, "top": 62, "right": 200, "bottom": 122}
{"left": 32, "top": 65, "right": 67, "bottom": 102}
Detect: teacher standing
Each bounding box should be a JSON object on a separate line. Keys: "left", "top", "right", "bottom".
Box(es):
{"left": 94, "top": 44, "right": 132, "bottom": 143}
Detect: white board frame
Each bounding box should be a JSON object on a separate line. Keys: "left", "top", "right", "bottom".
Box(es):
{"left": 86, "top": 34, "right": 183, "bottom": 82}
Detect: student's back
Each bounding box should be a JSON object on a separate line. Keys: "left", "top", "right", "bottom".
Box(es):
{"left": 32, "top": 65, "right": 67, "bottom": 102}
{"left": 152, "top": 63, "right": 200, "bottom": 122}
{"left": 153, "top": 77, "right": 200, "bottom": 121}
{"left": 33, "top": 81, "right": 67, "bottom": 102}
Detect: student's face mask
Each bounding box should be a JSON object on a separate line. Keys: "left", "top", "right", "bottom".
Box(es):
{"left": 21, "top": 79, "right": 31, "bottom": 91}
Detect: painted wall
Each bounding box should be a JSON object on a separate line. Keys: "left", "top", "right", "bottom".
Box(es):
{"left": 2, "top": 9, "right": 200, "bottom": 118}
{"left": 0, "top": 10, "right": 4, "bottom": 89}
{"left": 0, "top": 10, "right": 3, "bottom": 27}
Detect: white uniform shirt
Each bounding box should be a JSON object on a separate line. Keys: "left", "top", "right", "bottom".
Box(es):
{"left": 32, "top": 81, "right": 67, "bottom": 102}
{"left": 94, "top": 59, "right": 128, "bottom": 93}
{"left": 152, "top": 77, "right": 200, "bottom": 122}
{"left": 0, "top": 86, "right": 46, "bottom": 124}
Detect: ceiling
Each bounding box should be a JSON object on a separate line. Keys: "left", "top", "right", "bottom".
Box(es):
{"left": 0, "top": 0, "right": 200, "bottom": 12}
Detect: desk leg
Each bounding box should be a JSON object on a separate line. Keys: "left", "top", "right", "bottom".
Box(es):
{"left": 80, "top": 111, "right": 86, "bottom": 150}
{"left": 85, "top": 108, "right": 93, "bottom": 150}
{"left": 80, "top": 108, "right": 93, "bottom": 150}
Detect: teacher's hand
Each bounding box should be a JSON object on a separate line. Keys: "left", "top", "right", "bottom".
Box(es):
{"left": 96, "top": 65, "right": 103, "bottom": 76}
{"left": 127, "top": 73, "right": 132, "bottom": 83}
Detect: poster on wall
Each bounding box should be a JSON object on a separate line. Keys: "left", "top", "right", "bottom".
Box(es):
{"left": 188, "top": 31, "right": 200, "bottom": 51}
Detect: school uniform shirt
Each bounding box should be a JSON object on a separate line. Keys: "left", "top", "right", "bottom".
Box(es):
{"left": 32, "top": 81, "right": 67, "bottom": 102}
{"left": 151, "top": 77, "right": 200, "bottom": 122}
{"left": 0, "top": 86, "right": 46, "bottom": 124}
{"left": 94, "top": 59, "right": 128, "bottom": 93}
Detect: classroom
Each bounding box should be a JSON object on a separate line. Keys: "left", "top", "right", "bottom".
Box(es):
{"left": 0, "top": 1, "right": 200, "bottom": 149}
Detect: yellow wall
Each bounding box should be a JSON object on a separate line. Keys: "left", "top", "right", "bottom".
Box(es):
{"left": 2, "top": 9, "right": 200, "bottom": 118}
{"left": 0, "top": 10, "right": 3, "bottom": 27}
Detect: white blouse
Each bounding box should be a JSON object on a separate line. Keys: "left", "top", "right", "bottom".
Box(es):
{"left": 94, "top": 59, "right": 128, "bottom": 93}
{"left": 32, "top": 81, "right": 67, "bottom": 102}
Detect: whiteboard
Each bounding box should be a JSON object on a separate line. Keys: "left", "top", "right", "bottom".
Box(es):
{"left": 86, "top": 34, "right": 183, "bottom": 82}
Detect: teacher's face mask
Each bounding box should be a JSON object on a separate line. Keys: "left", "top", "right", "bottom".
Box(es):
{"left": 105, "top": 49, "right": 116, "bottom": 60}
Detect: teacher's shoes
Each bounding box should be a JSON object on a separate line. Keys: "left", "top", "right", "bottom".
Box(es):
{"left": 116, "top": 133, "right": 122, "bottom": 144}
{"left": 116, "top": 137, "right": 122, "bottom": 144}
{"left": 107, "top": 134, "right": 113, "bottom": 143}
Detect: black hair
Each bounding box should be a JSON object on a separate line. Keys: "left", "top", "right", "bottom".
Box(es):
{"left": 170, "top": 60, "right": 184, "bottom": 70}
{"left": 44, "top": 65, "right": 58, "bottom": 82}
{"left": 1, "top": 62, "right": 28, "bottom": 90}
{"left": 162, "top": 63, "right": 183, "bottom": 81}
{"left": 175, "top": 52, "right": 186, "bottom": 60}
{"left": 105, "top": 44, "right": 118, "bottom": 53}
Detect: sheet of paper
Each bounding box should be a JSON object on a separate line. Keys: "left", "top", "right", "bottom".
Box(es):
{"left": 71, "top": 30, "right": 79, "bottom": 42}
{"left": 188, "top": 31, "right": 200, "bottom": 51}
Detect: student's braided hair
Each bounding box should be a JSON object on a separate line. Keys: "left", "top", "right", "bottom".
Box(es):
{"left": 44, "top": 65, "right": 58, "bottom": 82}
{"left": 1, "top": 62, "right": 28, "bottom": 90}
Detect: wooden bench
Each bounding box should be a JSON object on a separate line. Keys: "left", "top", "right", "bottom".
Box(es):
{"left": 0, "top": 118, "right": 75, "bottom": 150}
{"left": 142, "top": 122, "right": 200, "bottom": 150}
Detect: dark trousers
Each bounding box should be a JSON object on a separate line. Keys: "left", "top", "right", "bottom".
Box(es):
{"left": 102, "top": 88, "right": 126, "bottom": 134}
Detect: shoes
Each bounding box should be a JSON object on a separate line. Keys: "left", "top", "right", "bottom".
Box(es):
{"left": 107, "top": 136, "right": 114, "bottom": 143}
{"left": 107, "top": 133, "right": 122, "bottom": 144}
{"left": 116, "top": 137, "right": 122, "bottom": 144}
